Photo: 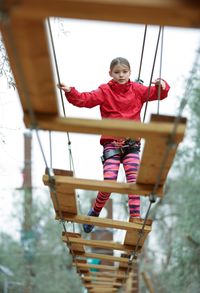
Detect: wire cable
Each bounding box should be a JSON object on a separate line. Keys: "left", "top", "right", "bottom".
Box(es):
{"left": 143, "top": 26, "right": 162, "bottom": 122}
{"left": 137, "top": 24, "right": 147, "bottom": 82}
{"left": 157, "top": 26, "right": 164, "bottom": 115}
{"left": 47, "top": 18, "right": 83, "bottom": 219}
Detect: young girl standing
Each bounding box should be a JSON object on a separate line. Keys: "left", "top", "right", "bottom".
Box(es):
{"left": 58, "top": 57, "right": 170, "bottom": 233}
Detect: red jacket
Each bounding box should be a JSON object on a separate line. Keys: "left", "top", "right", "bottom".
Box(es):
{"left": 66, "top": 79, "right": 170, "bottom": 145}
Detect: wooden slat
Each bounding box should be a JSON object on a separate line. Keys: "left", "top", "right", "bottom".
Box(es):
{"left": 65, "top": 232, "right": 85, "bottom": 254}
{"left": 3, "top": 0, "right": 200, "bottom": 28}
{"left": 57, "top": 213, "right": 151, "bottom": 232}
{"left": 0, "top": 18, "right": 58, "bottom": 115}
{"left": 76, "top": 259, "right": 90, "bottom": 275}
{"left": 78, "top": 252, "right": 129, "bottom": 264}
{"left": 85, "top": 283, "right": 120, "bottom": 288}
{"left": 83, "top": 276, "right": 122, "bottom": 282}
{"left": 26, "top": 114, "right": 186, "bottom": 143}
{"left": 88, "top": 271, "right": 127, "bottom": 279}
{"left": 137, "top": 115, "right": 187, "bottom": 185}
{"left": 89, "top": 287, "right": 118, "bottom": 293}
{"left": 75, "top": 263, "right": 117, "bottom": 271}
{"left": 43, "top": 173, "right": 163, "bottom": 197}
{"left": 62, "top": 233, "right": 141, "bottom": 253}
{"left": 43, "top": 169, "right": 78, "bottom": 214}
{"left": 123, "top": 218, "right": 152, "bottom": 248}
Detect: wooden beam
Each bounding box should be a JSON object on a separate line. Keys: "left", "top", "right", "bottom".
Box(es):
{"left": 26, "top": 114, "right": 186, "bottom": 144}
{"left": 62, "top": 234, "right": 141, "bottom": 252}
{"left": 122, "top": 218, "right": 152, "bottom": 253}
{"left": 137, "top": 114, "right": 186, "bottom": 185}
{"left": 78, "top": 252, "right": 129, "bottom": 263}
{"left": 75, "top": 263, "right": 117, "bottom": 271}
{"left": 87, "top": 271, "right": 127, "bottom": 279}
{"left": 85, "top": 283, "right": 120, "bottom": 288}
{"left": 43, "top": 174, "right": 163, "bottom": 197}
{"left": 83, "top": 276, "right": 122, "bottom": 282}
{"left": 0, "top": 18, "right": 58, "bottom": 115}
{"left": 3, "top": 0, "right": 200, "bottom": 28}
{"left": 58, "top": 213, "right": 152, "bottom": 232}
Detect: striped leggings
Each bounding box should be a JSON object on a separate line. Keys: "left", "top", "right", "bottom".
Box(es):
{"left": 92, "top": 142, "right": 141, "bottom": 218}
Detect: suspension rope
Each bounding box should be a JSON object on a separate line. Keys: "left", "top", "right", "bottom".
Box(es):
{"left": 1, "top": 12, "right": 83, "bottom": 277}
{"left": 143, "top": 26, "right": 162, "bottom": 122}
{"left": 46, "top": 18, "right": 83, "bottom": 227}
{"left": 137, "top": 24, "right": 147, "bottom": 83}
{"left": 47, "top": 18, "right": 75, "bottom": 173}
{"left": 157, "top": 27, "right": 164, "bottom": 115}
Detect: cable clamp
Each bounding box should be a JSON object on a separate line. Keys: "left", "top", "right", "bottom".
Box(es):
{"left": 149, "top": 194, "right": 157, "bottom": 203}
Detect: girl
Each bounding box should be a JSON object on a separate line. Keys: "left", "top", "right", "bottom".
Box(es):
{"left": 58, "top": 57, "right": 170, "bottom": 233}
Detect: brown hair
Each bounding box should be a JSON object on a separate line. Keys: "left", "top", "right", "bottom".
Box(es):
{"left": 110, "top": 57, "right": 131, "bottom": 71}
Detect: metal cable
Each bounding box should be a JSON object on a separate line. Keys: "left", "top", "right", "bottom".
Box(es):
{"left": 143, "top": 26, "right": 162, "bottom": 122}
{"left": 47, "top": 18, "right": 75, "bottom": 172}
{"left": 157, "top": 26, "right": 164, "bottom": 115}
{"left": 1, "top": 12, "right": 83, "bottom": 277}
{"left": 47, "top": 18, "right": 83, "bottom": 220}
{"left": 49, "top": 131, "right": 53, "bottom": 169}
{"left": 137, "top": 24, "right": 147, "bottom": 82}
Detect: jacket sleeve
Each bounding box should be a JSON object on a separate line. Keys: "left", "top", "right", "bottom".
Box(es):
{"left": 65, "top": 87, "right": 104, "bottom": 108}
{"left": 135, "top": 80, "right": 170, "bottom": 104}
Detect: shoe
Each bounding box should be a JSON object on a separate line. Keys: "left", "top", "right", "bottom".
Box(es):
{"left": 83, "top": 209, "right": 99, "bottom": 233}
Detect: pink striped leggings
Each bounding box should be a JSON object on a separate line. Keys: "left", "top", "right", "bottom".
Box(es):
{"left": 92, "top": 142, "right": 141, "bottom": 218}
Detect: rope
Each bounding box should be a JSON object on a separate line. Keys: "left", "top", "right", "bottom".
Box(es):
{"left": 47, "top": 18, "right": 75, "bottom": 172}
{"left": 137, "top": 24, "right": 147, "bottom": 82}
{"left": 157, "top": 26, "right": 164, "bottom": 115}
{"left": 142, "top": 26, "right": 162, "bottom": 122}
{"left": 1, "top": 12, "right": 83, "bottom": 277}
{"left": 46, "top": 18, "right": 83, "bottom": 228}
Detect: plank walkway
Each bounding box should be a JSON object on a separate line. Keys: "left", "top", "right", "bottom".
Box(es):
{"left": 0, "top": 0, "right": 194, "bottom": 291}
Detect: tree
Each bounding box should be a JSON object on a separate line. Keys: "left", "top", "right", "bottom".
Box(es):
{"left": 140, "top": 50, "right": 200, "bottom": 293}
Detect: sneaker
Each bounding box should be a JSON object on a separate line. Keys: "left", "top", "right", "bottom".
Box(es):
{"left": 83, "top": 209, "right": 99, "bottom": 233}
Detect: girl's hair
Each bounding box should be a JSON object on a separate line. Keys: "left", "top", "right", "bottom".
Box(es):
{"left": 110, "top": 57, "right": 131, "bottom": 71}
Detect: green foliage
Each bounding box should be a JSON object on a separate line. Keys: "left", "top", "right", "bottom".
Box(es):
{"left": 0, "top": 191, "right": 84, "bottom": 293}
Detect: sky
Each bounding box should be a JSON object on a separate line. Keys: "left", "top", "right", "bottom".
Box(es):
{"left": 0, "top": 18, "right": 200, "bottom": 238}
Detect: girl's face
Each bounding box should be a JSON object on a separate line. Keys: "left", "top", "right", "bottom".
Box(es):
{"left": 109, "top": 64, "right": 131, "bottom": 84}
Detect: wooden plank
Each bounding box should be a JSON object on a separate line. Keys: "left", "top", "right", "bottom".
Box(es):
{"left": 57, "top": 214, "right": 152, "bottom": 232}
{"left": 78, "top": 252, "right": 129, "bottom": 263}
{"left": 88, "top": 271, "right": 127, "bottom": 279}
{"left": 76, "top": 259, "right": 90, "bottom": 274}
{"left": 89, "top": 287, "right": 118, "bottom": 293}
{"left": 137, "top": 115, "right": 187, "bottom": 185}
{"left": 65, "top": 232, "right": 85, "bottom": 254}
{"left": 123, "top": 218, "right": 152, "bottom": 247}
{"left": 62, "top": 233, "right": 141, "bottom": 253}
{"left": 3, "top": 0, "right": 200, "bottom": 28}
{"left": 85, "top": 283, "right": 120, "bottom": 288}
{"left": 43, "top": 171, "right": 78, "bottom": 214}
{"left": 0, "top": 18, "right": 58, "bottom": 115}
{"left": 75, "top": 263, "right": 118, "bottom": 271}
{"left": 43, "top": 174, "right": 163, "bottom": 197}
{"left": 83, "top": 276, "right": 122, "bottom": 282}
{"left": 26, "top": 114, "right": 186, "bottom": 144}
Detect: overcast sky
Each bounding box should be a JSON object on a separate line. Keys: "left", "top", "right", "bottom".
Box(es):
{"left": 0, "top": 18, "right": 200, "bottom": 236}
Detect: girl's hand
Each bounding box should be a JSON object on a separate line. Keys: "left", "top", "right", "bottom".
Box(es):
{"left": 57, "top": 83, "right": 71, "bottom": 92}
{"left": 152, "top": 78, "right": 166, "bottom": 90}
